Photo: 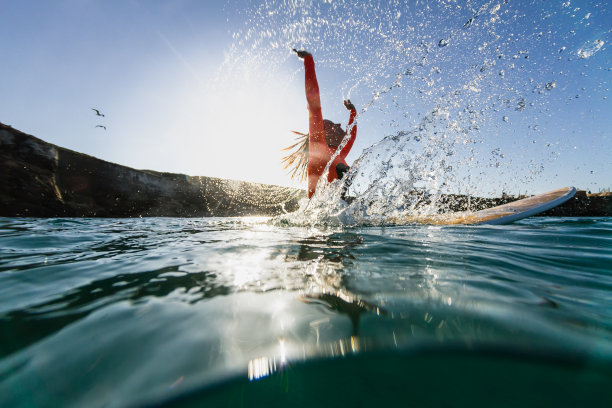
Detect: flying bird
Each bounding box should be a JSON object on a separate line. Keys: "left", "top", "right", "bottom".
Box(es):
{"left": 92, "top": 108, "right": 105, "bottom": 117}
{"left": 95, "top": 125, "right": 106, "bottom": 130}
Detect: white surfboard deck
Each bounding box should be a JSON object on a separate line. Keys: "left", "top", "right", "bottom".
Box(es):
{"left": 391, "top": 187, "right": 577, "bottom": 225}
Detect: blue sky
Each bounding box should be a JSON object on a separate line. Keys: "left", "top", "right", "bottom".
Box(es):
{"left": 1, "top": 0, "right": 610, "bottom": 195}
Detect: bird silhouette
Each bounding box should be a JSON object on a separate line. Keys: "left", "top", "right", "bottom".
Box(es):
{"left": 95, "top": 125, "right": 106, "bottom": 130}
{"left": 92, "top": 108, "right": 105, "bottom": 117}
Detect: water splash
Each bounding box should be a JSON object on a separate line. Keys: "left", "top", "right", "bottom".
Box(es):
{"left": 277, "top": 106, "right": 473, "bottom": 226}
{"left": 577, "top": 39, "right": 605, "bottom": 59}
{"left": 223, "top": 0, "right": 610, "bottom": 226}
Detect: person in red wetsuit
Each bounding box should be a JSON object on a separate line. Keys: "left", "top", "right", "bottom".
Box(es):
{"left": 292, "top": 49, "right": 357, "bottom": 199}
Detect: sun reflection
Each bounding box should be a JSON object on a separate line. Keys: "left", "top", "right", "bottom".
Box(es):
{"left": 325, "top": 336, "right": 364, "bottom": 358}
{"left": 207, "top": 247, "right": 271, "bottom": 289}
{"left": 278, "top": 338, "right": 287, "bottom": 366}
{"left": 247, "top": 356, "right": 276, "bottom": 381}
{"left": 247, "top": 339, "right": 288, "bottom": 381}
{"left": 350, "top": 336, "right": 360, "bottom": 353}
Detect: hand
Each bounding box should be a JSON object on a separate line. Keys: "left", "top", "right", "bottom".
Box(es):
{"left": 292, "top": 48, "right": 311, "bottom": 59}
{"left": 344, "top": 99, "right": 356, "bottom": 111}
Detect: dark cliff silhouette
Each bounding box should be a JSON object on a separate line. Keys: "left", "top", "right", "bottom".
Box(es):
{"left": 0, "top": 122, "right": 305, "bottom": 217}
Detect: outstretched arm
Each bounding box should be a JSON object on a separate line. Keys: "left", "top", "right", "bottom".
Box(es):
{"left": 294, "top": 49, "right": 326, "bottom": 198}
{"left": 299, "top": 53, "right": 325, "bottom": 149}
{"left": 338, "top": 100, "right": 357, "bottom": 161}
{"left": 293, "top": 50, "right": 321, "bottom": 112}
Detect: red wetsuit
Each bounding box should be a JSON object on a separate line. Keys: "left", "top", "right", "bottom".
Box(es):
{"left": 303, "top": 55, "right": 357, "bottom": 198}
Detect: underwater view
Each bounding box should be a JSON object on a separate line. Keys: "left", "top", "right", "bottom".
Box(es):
{"left": 1, "top": 217, "right": 611, "bottom": 406}
{"left": 1, "top": 0, "right": 611, "bottom": 406}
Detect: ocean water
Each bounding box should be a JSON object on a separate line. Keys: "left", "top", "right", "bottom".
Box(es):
{"left": 2, "top": 1, "right": 609, "bottom": 406}
{"left": 1, "top": 216, "right": 611, "bottom": 407}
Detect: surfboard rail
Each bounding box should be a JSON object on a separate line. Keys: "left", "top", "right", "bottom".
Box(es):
{"left": 476, "top": 186, "right": 576, "bottom": 225}
{"left": 389, "top": 187, "right": 577, "bottom": 225}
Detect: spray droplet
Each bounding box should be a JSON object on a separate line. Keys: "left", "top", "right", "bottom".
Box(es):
{"left": 438, "top": 39, "right": 449, "bottom": 47}
{"left": 577, "top": 39, "right": 604, "bottom": 59}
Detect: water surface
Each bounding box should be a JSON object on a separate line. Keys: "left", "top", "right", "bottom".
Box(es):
{"left": 1, "top": 216, "right": 611, "bottom": 406}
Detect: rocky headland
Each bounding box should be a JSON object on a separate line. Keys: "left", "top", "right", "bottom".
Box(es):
{"left": 1, "top": 122, "right": 304, "bottom": 217}
{"left": 1, "top": 122, "right": 609, "bottom": 218}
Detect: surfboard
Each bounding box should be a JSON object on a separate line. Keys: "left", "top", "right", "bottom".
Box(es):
{"left": 391, "top": 187, "right": 577, "bottom": 225}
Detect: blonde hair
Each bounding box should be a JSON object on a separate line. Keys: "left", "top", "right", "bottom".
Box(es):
{"left": 281, "top": 131, "right": 309, "bottom": 181}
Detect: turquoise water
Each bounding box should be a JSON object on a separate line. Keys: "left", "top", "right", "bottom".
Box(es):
{"left": 1, "top": 216, "right": 612, "bottom": 407}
